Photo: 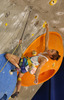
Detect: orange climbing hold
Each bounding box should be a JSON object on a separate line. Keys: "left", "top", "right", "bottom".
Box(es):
{"left": 18, "top": 32, "right": 63, "bottom": 86}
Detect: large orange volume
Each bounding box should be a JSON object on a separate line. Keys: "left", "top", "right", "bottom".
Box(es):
{"left": 20, "top": 32, "right": 63, "bottom": 86}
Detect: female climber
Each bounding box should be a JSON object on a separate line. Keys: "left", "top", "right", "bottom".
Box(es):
{"left": 5, "top": 23, "right": 61, "bottom": 98}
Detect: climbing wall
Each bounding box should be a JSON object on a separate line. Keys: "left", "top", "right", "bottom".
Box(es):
{"left": 0, "top": 0, "right": 46, "bottom": 55}
{"left": 0, "top": 0, "right": 64, "bottom": 100}
{"left": 0, "top": 0, "right": 64, "bottom": 55}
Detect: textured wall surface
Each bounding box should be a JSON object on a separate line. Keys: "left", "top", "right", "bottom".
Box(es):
{"left": 0, "top": 0, "right": 64, "bottom": 100}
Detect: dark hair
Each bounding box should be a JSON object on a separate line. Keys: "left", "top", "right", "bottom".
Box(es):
{"left": 50, "top": 51, "right": 61, "bottom": 60}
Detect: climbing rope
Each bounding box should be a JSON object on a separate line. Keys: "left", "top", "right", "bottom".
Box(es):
{"left": 0, "top": 43, "right": 20, "bottom": 72}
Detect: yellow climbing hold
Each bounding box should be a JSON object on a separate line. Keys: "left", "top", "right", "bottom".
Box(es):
{"left": 9, "top": 97, "right": 11, "bottom": 99}
{"left": 52, "top": 63, "right": 55, "bottom": 67}
{"left": 32, "top": 50, "right": 37, "bottom": 56}
{"left": 32, "top": 34, "right": 34, "bottom": 36}
{"left": 43, "top": 21, "right": 47, "bottom": 28}
{"left": 35, "top": 16, "right": 37, "bottom": 19}
{"left": 9, "top": 71, "right": 13, "bottom": 75}
{"left": 5, "top": 23, "right": 8, "bottom": 26}
{"left": 49, "top": 0, "right": 57, "bottom": 6}
{"left": 18, "top": 78, "right": 21, "bottom": 81}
